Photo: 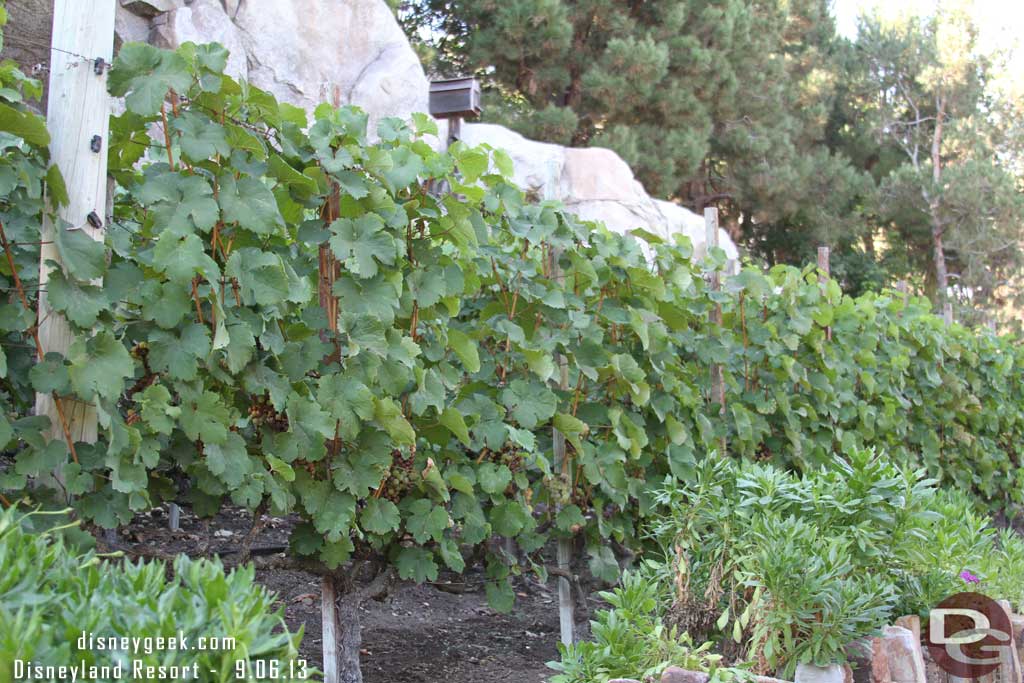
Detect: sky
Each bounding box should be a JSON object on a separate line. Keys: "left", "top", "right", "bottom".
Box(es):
{"left": 831, "top": 0, "right": 1024, "bottom": 92}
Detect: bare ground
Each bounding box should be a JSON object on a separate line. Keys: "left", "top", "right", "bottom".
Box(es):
{"left": 104, "top": 504, "right": 594, "bottom": 683}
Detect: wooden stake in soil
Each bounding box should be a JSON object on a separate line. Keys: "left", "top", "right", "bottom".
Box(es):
{"left": 168, "top": 503, "right": 181, "bottom": 532}
{"left": 321, "top": 575, "right": 341, "bottom": 683}
{"left": 704, "top": 208, "right": 726, "bottom": 456}
{"left": 550, "top": 245, "right": 575, "bottom": 648}
{"left": 817, "top": 246, "right": 831, "bottom": 341}
{"left": 34, "top": 0, "right": 115, "bottom": 459}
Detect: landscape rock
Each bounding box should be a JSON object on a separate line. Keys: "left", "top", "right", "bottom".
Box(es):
{"left": 894, "top": 616, "right": 921, "bottom": 643}
{"left": 608, "top": 679, "right": 642, "bottom": 683}
{"left": 871, "top": 637, "right": 893, "bottom": 683}
{"left": 116, "top": 0, "right": 430, "bottom": 132}
{"left": 997, "top": 602, "right": 1022, "bottom": 683}
{"left": 1012, "top": 614, "right": 1024, "bottom": 665}
{"left": 228, "top": 0, "right": 429, "bottom": 128}
{"left": 560, "top": 147, "right": 648, "bottom": 203}
{"left": 881, "top": 625, "right": 927, "bottom": 683}
{"left": 459, "top": 123, "right": 565, "bottom": 198}
{"left": 150, "top": 0, "right": 248, "bottom": 79}
{"left": 114, "top": 6, "right": 152, "bottom": 46}
{"left": 461, "top": 122, "right": 739, "bottom": 263}
{"left": 120, "top": 0, "right": 185, "bottom": 18}
{"left": 795, "top": 662, "right": 853, "bottom": 683}
{"left": 3, "top": 0, "right": 743, "bottom": 263}
{"left": 660, "top": 666, "right": 791, "bottom": 683}
{"left": 661, "top": 667, "right": 710, "bottom": 683}
{"left": 921, "top": 648, "right": 947, "bottom": 683}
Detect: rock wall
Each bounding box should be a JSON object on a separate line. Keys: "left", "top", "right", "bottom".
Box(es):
{"left": 3, "top": 0, "right": 737, "bottom": 260}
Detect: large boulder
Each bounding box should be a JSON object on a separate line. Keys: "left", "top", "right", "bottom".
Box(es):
{"left": 459, "top": 123, "right": 565, "bottom": 198}
{"left": 144, "top": 0, "right": 428, "bottom": 131}
{"left": 463, "top": 121, "right": 739, "bottom": 263}
{"left": 4, "top": 0, "right": 741, "bottom": 263}
{"left": 3, "top": 0, "right": 428, "bottom": 132}
{"left": 225, "top": 0, "right": 429, "bottom": 126}
{"left": 150, "top": 0, "right": 248, "bottom": 79}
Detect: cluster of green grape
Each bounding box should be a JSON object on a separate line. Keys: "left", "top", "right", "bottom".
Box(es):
{"left": 379, "top": 450, "right": 417, "bottom": 502}
{"left": 499, "top": 447, "right": 524, "bottom": 473}
{"left": 247, "top": 394, "right": 288, "bottom": 431}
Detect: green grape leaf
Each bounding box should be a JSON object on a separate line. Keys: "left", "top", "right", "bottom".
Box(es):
{"left": 204, "top": 432, "right": 250, "bottom": 488}
{"left": 53, "top": 226, "right": 105, "bottom": 281}
{"left": 179, "top": 389, "right": 231, "bottom": 445}
{"left": 0, "top": 102, "right": 49, "bottom": 146}
{"left": 137, "top": 171, "right": 219, "bottom": 237}
{"left": 502, "top": 379, "right": 557, "bottom": 429}
{"left": 28, "top": 352, "right": 69, "bottom": 394}
{"left": 440, "top": 407, "right": 470, "bottom": 447}
{"left": 136, "top": 383, "right": 180, "bottom": 435}
{"left": 477, "top": 463, "right": 512, "bottom": 495}
{"left": 447, "top": 328, "right": 480, "bottom": 373}
{"left": 148, "top": 324, "right": 211, "bottom": 381}
{"left": 219, "top": 174, "right": 285, "bottom": 235}
{"left": 67, "top": 331, "right": 133, "bottom": 401}
{"left": 404, "top": 499, "right": 449, "bottom": 543}
{"left": 360, "top": 498, "right": 401, "bottom": 535}
{"left": 152, "top": 231, "right": 219, "bottom": 284}
{"left": 374, "top": 397, "right": 415, "bottom": 445}
{"left": 395, "top": 546, "right": 438, "bottom": 583}
{"left": 173, "top": 111, "right": 231, "bottom": 161}
{"left": 328, "top": 214, "right": 398, "bottom": 279}
{"left": 108, "top": 42, "right": 191, "bottom": 115}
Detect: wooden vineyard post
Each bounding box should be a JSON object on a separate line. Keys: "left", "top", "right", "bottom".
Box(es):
{"left": 704, "top": 208, "right": 726, "bottom": 457}
{"left": 817, "top": 246, "right": 831, "bottom": 341}
{"left": 321, "top": 575, "right": 340, "bottom": 683}
{"left": 896, "top": 280, "right": 909, "bottom": 315}
{"left": 550, "top": 245, "right": 575, "bottom": 647}
{"left": 35, "top": 0, "right": 116, "bottom": 472}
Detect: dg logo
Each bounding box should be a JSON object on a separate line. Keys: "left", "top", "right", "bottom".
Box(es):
{"left": 926, "top": 591, "right": 1013, "bottom": 677}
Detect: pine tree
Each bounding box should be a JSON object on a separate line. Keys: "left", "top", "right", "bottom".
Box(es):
{"left": 398, "top": 0, "right": 873, "bottom": 278}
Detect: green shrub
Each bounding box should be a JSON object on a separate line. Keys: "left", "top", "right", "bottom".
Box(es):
{"left": 548, "top": 569, "right": 732, "bottom": 683}
{"left": 553, "top": 451, "right": 1024, "bottom": 680}
{"left": 0, "top": 507, "right": 308, "bottom": 683}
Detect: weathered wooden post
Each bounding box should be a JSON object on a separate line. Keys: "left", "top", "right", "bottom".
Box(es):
{"left": 704, "top": 208, "right": 726, "bottom": 457}
{"left": 896, "top": 280, "right": 909, "bottom": 318}
{"left": 550, "top": 245, "right": 575, "bottom": 647}
{"left": 817, "top": 246, "right": 831, "bottom": 341}
{"left": 35, "top": 0, "right": 115, "bottom": 472}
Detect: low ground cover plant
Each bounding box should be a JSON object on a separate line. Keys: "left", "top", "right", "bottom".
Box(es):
{"left": 0, "top": 506, "right": 307, "bottom": 683}
{"left": 551, "top": 450, "right": 1024, "bottom": 682}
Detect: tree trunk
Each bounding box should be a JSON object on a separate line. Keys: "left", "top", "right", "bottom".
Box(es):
{"left": 320, "top": 567, "right": 395, "bottom": 683}
{"left": 322, "top": 574, "right": 365, "bottom": 683}
{"left": 929, "top": 95, "right": 952, "bottom": 324}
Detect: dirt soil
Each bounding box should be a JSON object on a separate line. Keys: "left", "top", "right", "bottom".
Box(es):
{"left": 106, "top": 504, "right": 596, "bottom": 683}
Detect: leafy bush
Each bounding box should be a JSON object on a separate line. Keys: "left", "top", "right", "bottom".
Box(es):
{"left": 0, "top": 506, "right": 307, "bottom": 683}
{"left": 552, "top": 451, "right": 1024, "bottom": 679}
{"left": 548, "top": 569, "right": 730, "bottom": 683}
{"left": 2, "top": 35, "right": 1024, "bottom": 610}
